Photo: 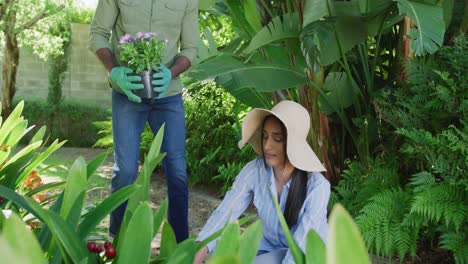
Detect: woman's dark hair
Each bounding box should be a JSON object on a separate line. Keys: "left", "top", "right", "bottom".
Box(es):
{"left": 261, "top": 115, "right": 308, "bottom": 227}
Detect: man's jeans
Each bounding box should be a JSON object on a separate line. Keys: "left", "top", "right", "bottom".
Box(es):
{"left": 109, "top": 90, "right": 188, "bottom": 242}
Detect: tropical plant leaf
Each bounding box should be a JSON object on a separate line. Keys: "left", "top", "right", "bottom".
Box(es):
{"left": 210, "top": 222, "right": 240, "bottom": 259}
{"left": 78, "top": 185, "right": 139, "bottom": 239}
{"left": 245, "top": 13, "right": 301, "bottom": 54}
{"left": 328, "top": 204, "right": 371, "bottom": 264}
{"left": 188, "top": 54, "right": 309, "bottom": 92}
{"left": 396, "top": 0, "right": 445, "bottom": 55}
{"left": 199, "top": 0, "right": 217, "bottom": 10}
{"left": 305, "top": 229, "right": 326, "bottom": 264}
{"left": 152, "top": 198, "right": 168, "bottom": 238}
{"left": 166, "top": 238, "right": 196, "bottom": 264}
{"left": 319, "top": 72, "right": 360, "bottom": 115}
{"left": 86, "top": 151, "right": 109, "bottom": 180}
{"left": 115, "top": 202, "right": 153, "bottom": 264}
{"left": 27, "top": 200, "right": 89, "bottom": 264}
{"left": 1, "top": 212, "right": 46, "bottom": 264}
{"left": 238, "top": 220, "right": 262, "bottom": 264}
{"left": 160, "top": 220, "right": 177, "bottom": 259}
{"left": 215, "top": 73, "right": 272, "bottom": 108}
{"left": 60, "top": 157, "right": 87, "bottom": 219}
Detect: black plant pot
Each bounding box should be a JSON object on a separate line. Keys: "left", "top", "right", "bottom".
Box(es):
{"left": 132, "top": 70, "right": 159, "bottom": 99}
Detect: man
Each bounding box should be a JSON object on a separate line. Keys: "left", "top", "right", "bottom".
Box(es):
{"left": 89, "top": 0, "right": 198, "bottom": 242}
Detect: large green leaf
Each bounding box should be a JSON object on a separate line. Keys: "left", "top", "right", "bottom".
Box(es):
{"left": 238, "top": 220, "right": 262, "bottom": 264}
{"left": 396, "top": 0, "right": 445, "bottom": 55}
{"left": 78, "top": 185, "right": 139, "bottom": 239}
{"left": 244, "top": 0, "right": 262, "bottom": 32}
{"left": 225, "top": 0, "right": 257, "bottom": 38}
{"left": 215, "top": 73, "right": 272, "bottom": 108}
{"left": 159, "top": 220, "right": 177, "bottom": 259}
{"left": 199, "top": 0, "right": 217, "bottom": 10}
{"left": 245, "top": 13, "right": 301, "bottom": 54}
{"left": 188, "top": 54, "right": 309, "bottom": 92}
{"left": 116, "top": 202, "right": 153, "bottom": 264}
{"left": 27, "top": 200, "right": 89, "bottom": 264}
{"left": 210, "top": 222, "right": 240, "bottom": 259}
{"left": 166, "top": 238, "right": 196, "bottom": 264}
{"left": 318, "top": 72, "right": 360, "bottom": 115}
{"left": 303, "top": 0, "right": 329, "bottom": 26}
{"left": 327, "top": 204, "right": 371, "bottom": 264}
{"left": 152, "top": 198, "right": 168, "bottom": 238}
{"left": 0, "top": 101, "right": 24, "bottom": 145}
{"left": 320, "top": 1, "right": 368, "bottom": 65}
{"left": 196, "top": 28, "right": 220, "bottom": 64}
{"left": 358, "top": 0, "right": 393, "bottom": 14}
{"left": 305, "top": 229, "right": 326, "bottom": 264}
{"left": 1, "top": 213, "right": 45, "bottom": 264}
{"left": 15, "top": 139, "right": 66, "bottom": 186}
{"left": 60, "top": 157, "right": 87, "bottom": 219}
{"left": 86, "top": 151, "right": 109, "bottom": 180}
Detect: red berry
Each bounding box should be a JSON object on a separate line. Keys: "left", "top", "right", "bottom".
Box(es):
{"left": 104, "top": 241, "right": 112, "bottom": 249}
{"left": 95, "top": 246, "right": 103, "bottom": 253}
{"left": 105, "top": 246, "right": 117, "bottom": 259}
{"left": 87, "top": 242, "right": 96, "bottom": 252}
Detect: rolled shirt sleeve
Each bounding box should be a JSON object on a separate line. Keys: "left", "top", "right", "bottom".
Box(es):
{"left": 89, "top": 0, "right": 119, "bottom": 53}
{"left": 177, "top": 0, "right": 199, "bottom": 63}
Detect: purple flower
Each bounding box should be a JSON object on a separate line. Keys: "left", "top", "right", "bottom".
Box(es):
{"left": 135, "top": 32, "right": 158, "bottom": 41}
{"left": 119, "top": 34, "right": 134, "bottom": 44}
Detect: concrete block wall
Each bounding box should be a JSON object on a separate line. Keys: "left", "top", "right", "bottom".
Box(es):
{"left": 10, "top": 23, "right": 111, "bottom": 107}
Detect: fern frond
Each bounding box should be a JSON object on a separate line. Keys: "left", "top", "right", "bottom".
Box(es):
{"left": 439, "top": 226, "right": 468, "bottom": 264}
{"left": 409, "top": 171, "right": 437, "bottom": 192}
{"left": 410, "top": 184, "right": 467, "bottom": 230}
{"left": 356, "top": 189, "right": 417, "bottom": 259}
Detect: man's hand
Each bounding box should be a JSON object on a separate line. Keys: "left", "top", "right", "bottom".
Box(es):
{"left": 110, "top": 67, "right": 143, "bottom": 103}
{"left": 152, "top": 64, "right": 172, "bottom": 99}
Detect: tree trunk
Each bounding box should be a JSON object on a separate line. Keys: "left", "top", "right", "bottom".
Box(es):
{"left": 2, "top": 32, "right": 19, "bottom": 119}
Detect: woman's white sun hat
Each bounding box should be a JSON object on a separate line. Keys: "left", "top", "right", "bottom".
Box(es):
{"left": 238, "top": 100, "right": 326, "bottom": 172}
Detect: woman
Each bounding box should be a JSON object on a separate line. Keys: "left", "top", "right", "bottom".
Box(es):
{"left": 194, "top": 100, "right": 330, "bottom": 264}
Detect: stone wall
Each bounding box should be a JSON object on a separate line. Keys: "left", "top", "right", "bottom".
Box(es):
{"left": 10, "top": 23, "right": 111, "bottom": 107}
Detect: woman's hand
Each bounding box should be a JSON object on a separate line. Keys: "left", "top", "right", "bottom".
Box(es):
{"left": 193, "top": 246, "right": 209, "bottom": 264}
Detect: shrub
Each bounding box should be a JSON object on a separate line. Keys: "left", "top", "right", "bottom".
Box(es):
{"left": 14, "top": 97, "right": 111, "bottom": 147}
{"left": 184, "top": 82, "right": 255, "bottom": 189}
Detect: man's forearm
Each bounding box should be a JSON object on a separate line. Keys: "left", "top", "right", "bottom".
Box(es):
{"left": 169, "top": 56, "right": 192, "bottom": 79}
{"left": 96, "top": 48, "right": 118, "bottom": 73}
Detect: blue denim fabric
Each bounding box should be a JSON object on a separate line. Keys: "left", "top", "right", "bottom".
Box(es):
{"left": 109, "top": 90, "right": 188, "bottom": 242}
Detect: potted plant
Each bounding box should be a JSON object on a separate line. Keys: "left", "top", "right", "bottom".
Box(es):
{"left": 118, "top": 32, "right": 167, "bottom": 99}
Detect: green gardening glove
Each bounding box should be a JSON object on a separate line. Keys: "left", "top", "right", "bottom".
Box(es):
{"left": 110, "top": 67, "right": 144, "bottom": 103}
{"left": 151, "top": 64, "right": 172, "bottom": 99}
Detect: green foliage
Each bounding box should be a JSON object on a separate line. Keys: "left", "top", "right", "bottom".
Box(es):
{"left": 336, "top": 35, "right": 468, "bottom": 262}
{"left": 69, "top": 7, "right": 94, "bottom": 24}
{"left": 356, "top": 189, "right": 418, "bottom": 260}
{"left": 119, "top": 33, "right": 166, "bottom": 73}
{"left": 5, "top": 0, "right": 68, "bottom": 60}
{"left": 0, "top": 124, "right": 167, "bottom": 263}
{"left": 14, "top": 98, "right": 111, "bottom": 147}
{"left": 184, "top": 82, "right": 255, "bottom": 188}
{"left": 0, "top": 101, "right": 65, "bottom": 195}
{"left": 332, "top": 159, "right": 400, "bottom": 217}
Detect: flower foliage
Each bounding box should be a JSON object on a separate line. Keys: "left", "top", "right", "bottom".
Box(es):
{"left": 118, "top": 32, "right": 167, "bottom": 73}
